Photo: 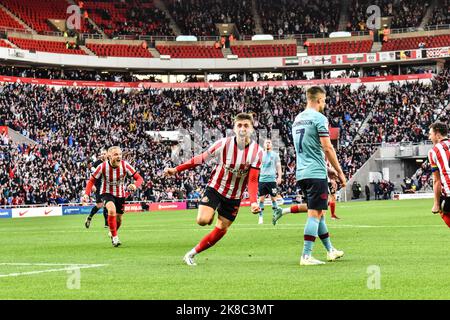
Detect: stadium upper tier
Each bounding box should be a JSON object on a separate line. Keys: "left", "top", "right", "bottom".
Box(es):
{"left": 0, "top": 0, "right": 447, "bottom": 38}
{"left": 2, "top": 29, "right": 450, "bottom": 59}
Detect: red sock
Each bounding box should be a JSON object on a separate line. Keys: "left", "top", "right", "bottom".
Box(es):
{"left": 441, "top": 212, "right": 450, "bottom": 228}
{"left": 329, "top": 201, "right": 336, "bottom": 216}
{"left": 194, "top": 227, "right": 227, "bottom": 254}
{"left": 291, "top": 205, "right": 300, "bottom": 213}
{"left": 108, "top": 215, "right": 117, "bottom": 237}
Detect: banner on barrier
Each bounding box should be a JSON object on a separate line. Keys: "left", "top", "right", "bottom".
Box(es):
{"left": 0, "top": 208, "right": 12, "bottom": 218}
{"left": 149, "top": 202, "right": 187, "bottom": 211}
{"left": 12, "top": 207, "right": 63, "bottom": 218}
{"left": 393, "top": 193, "right": 434, "bottom": 200}
{"left": 62, "top": 206, "right": 95, "bottom": 215}
{"left": 124, "top": 203, "right": 144, "bottom": 212}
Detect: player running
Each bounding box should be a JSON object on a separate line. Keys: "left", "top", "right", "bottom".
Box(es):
{"left": 428, "top": 122, "right": 450, "bottom": 228}
{"left": 164, "top": 113, "right": 264, "bottom": 266}
{"left": 290, "top": 86, "right": 346, "bottom": 266}
{"left": 84, "top": 149, "right": 109, "bottom": 229}
{"left": 257, "top": 139, "right": 282, "bottom": 224}
{"left": 82, "top": 146, "right": 144, "bottom": 247}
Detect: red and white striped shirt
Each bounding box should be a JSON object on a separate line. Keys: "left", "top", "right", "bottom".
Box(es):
{"left": 428, "top": 139, "right": 450, "bottom": 197}
{"left": 207, "top": 137, "right": 264, "bottom": 200}
{"left": 91, "top": 160, "right": 138, "bottom": 198}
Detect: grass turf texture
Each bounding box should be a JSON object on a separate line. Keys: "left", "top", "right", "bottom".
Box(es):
{"left": 0, "top": 199, "right": 448, "bottom": 300}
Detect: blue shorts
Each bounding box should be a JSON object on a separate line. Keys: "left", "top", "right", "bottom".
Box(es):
{"left": 258, "top": 181, "right": 277, "bottom": 197}
{"left": 297, "top": 179, "right": 328, "bottom": 211}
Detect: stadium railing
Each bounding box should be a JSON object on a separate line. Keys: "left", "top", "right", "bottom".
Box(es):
{"left": 3, "top": 23, "right": 449, "bottom": 45}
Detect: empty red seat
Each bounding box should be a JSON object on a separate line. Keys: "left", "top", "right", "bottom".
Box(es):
{"left": 8, "top": 37, "right": 87, "bottom": 55}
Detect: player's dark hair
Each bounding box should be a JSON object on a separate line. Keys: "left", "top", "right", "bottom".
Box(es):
{"left": 234, "top": 113, "right": 254, "bottom": 125}
{"left": 430, "top": 122, "right": 448, "bottom": 137}
{"left": 306, "top": 86, "right": 326, "bottom": 101}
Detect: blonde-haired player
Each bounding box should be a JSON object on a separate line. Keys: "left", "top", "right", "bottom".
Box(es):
{"left": 83, "top": 146, "right": 144, "bottom": 247}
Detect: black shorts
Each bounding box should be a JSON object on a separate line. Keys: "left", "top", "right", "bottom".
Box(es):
{"left": 101, "top": 194, "right": 126, "bottom": 215}
{"left": 441, "top": 196, "right": 450, "bottom": 213}
{"left": 298, "top": 179, "right": 329, "bottom": 211}
{"left": 199, "top": 187, "right": 241, "bottom": 222}
{"left": 258, "top": 181, "right": 278, "bottom": 197}
{"left": 95, "top": 192, "right": 103, "bottom": 204}
{"left": 328, "top": 182, "right": 336, "bottom": 195}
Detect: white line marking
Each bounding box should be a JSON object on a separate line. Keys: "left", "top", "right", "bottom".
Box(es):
{"left": 0, "top": 263, "right": 107, "bottom": 278}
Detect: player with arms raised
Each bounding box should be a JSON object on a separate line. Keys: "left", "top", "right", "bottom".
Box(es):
{"left": 164, "top": 113, "right": 264, "bottom": 266}
{"left": 83, "top": 146, "right": 144, "bottom": 247}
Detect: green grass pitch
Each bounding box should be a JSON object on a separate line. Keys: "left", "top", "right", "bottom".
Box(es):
{"left": 0, "top": 199, "right": 448, "bottom": 300}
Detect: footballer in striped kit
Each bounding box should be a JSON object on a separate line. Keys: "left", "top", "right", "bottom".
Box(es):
{"left": 164, "top": 113, "right": 264, "bottom": 266}
{"left": 83, "top": 146, "right": 144, "bottom": 247}
{"left": 428, "top": 122, "right": 450, "bottom": 227}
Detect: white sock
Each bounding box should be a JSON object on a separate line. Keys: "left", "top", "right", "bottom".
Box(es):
{"left": 188, "top": 248, "right": 197, "bottom": 256}
{"left": 282, "top": 208, "right": 291, "bottom": 215}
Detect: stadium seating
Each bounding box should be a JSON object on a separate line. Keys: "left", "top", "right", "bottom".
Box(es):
{"left": 8, "top": 37, "right": 86, "bottom": 55}
{"left": 156, "top": 45, "right": 223, "bottom": 58}
{"left": 428, "top": 0, "right": 450, "bottom": 26}
{"left": 86, "top": 43, "right": 153, "bottom": 58}
{"left": 0, "top": 7, "right": 26, "bottom": 31}
{"left": 381, "top": 35, "right": 450, "bottom": 51}
{"left": 258, "top": 0, "right": 340, "bottom": 35}
{"left": 1, "top": 0, "right": 91, "bottom": 33}
{"left": 307, "top": 40, "right": 373, "bottom": 55}
{"left": 230, "top": 44, "right": 297, "bottom": 57}
{"left": 83, "top": 0, "right": 173, "bottom": 37}
{"left": 167, "top": 0, "right": 254, "bottom": 36}
{"left": 0, "top": 39, "right": 13, "bottom": 48}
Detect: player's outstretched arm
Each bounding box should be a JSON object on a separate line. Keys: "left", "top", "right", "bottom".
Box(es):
{"left": 248, "top": 167, "right": 261, "bottom": 214}
{"left": 164, "top": 151, "right": 210, "bottom": 177}
{"left": 128, "top": 172, "right": 144, "bottom": 192}
{"left": 82, "top": 176, "right": 97, "bottom": 204}
{"left": 163, "top": 167, "right": 178, "bottom": 177}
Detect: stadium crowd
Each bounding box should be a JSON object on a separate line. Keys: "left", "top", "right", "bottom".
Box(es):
{"left": 0, "top": 68, "right": 449, "bottom": 205}
{"left": 348, "top": 0, "right": 429, "bottom": 31}
{"left": 167, "top": 0, "right": 254, "bottom": 36}
{"left": 258, "top": 0, "right": 340, "bottom": 36}
{"left": 428, "top": 0, "right": 450, "bottom": 26}
{"left": 0, "top": 66, "right": 139, "bottom": 82}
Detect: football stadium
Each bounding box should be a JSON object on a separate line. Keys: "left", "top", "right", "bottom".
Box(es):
{"left": 0, "top": 0, "right": 449, "bottom": 303}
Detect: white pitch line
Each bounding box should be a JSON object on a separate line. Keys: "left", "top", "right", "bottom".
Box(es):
{"left": 0, "top": 263, "right": 107, "bottom": 278}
